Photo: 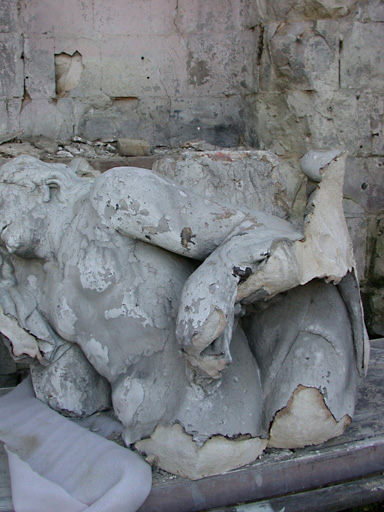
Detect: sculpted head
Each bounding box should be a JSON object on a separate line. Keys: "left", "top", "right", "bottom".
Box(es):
{"left": 0, "top": 155, "right": 90, "bottom": 258}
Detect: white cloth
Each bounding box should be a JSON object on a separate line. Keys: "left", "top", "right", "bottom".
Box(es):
{"left": 0, "top": 378, "right": 152, "bottom": 512}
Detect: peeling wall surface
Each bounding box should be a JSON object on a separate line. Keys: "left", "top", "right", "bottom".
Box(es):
{"left": 0, "top": 0, "right": 259, "bottom": 146}
{"left": 0, "top": 0, "right": 383, "bottom": 332}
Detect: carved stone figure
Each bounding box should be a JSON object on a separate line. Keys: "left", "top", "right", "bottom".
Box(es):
{"left": 0, "top": 151, "right": 368, "bottom": 479}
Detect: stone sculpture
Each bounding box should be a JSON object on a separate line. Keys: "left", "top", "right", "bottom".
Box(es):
{"left": 0, "top": 151, "right": 368, "bottom": 479}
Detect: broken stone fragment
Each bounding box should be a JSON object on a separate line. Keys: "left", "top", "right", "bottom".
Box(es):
{"left": 268, "top": 385, "right": 351, "bottom": 449}
{"left": 0, "top": 142, "right": 43, "bottom": 159}
{"left": 135, "top": 423, "right": 267, "bottom": 480}
{"left": 30, "top": 343, "right": 111, "bottom": 417}
{"left": 300, "top": 149, "right": 342, "bottom": 182}
{"left": 117, "top": 138, "right": 151, "bottom": 156}
{"left": 69, "top": 157, "right": 100, "bottom": 179}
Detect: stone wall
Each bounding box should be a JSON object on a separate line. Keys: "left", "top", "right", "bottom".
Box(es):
{"left": 0, "top": 0, "right": 259, "bottom": 147}
{"left": 0, "top": 0, "right": 383, "bottom": 334}
{"left": 252, "top": 0, "right": 384, "bottom": 335}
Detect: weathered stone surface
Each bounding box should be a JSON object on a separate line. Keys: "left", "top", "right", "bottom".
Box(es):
{"left": 254, "top": 90, "right": 384, "bottom": 158}
{"left": 357, "top": 0, "right": 384, "bottom": 21}
{"left": 0, "top": 339, "right": 16, "bottom": 375}
{"left": 268, "top": 386, "right": 351, "bottom": 449}
{"left": 31, "top": 136, "right": 59, "bottom": 155}
{"left": 117, "top": 138, "right": 151, "bottom": 157}
{"left": 169, "top": 95, "right": 254, "bottom": 147}
{"left": 154, "top": 149, "right": 303, "bottom": 219}
{"left": 0, "top": 152, "right": 366, "bottom": 480}
{"left": 24, "top": 36, "right": 55, "bottom": 99}
{"left": 369, "top": 289, "right": 384, "bottom": 336}
{"left": 19, "top": 0, "right": 94, "bottom": 37}
{"left": 373, "top": 218, "right": 384, "bottom": 280}
{"left": 55, "top": 52, "right": 84, "bottom": 97}
{"left": 136, "top": 423, "right": 267, "bottom": 480}
{"left": 260, "top": 21, "right": 339, "bottom": 92}
{"left": 175, "top": 0, "right": 257, "bottom": 34}
{"left": 31, "top": 344, "right": 111, "bottom": 417}
{"left": 54, "top": 37, "right": 102, "bottom": 97}
{"left": 344, "top": 157, "right": 384, "bottom": 214}
{"left": 94, "top": 0, "right": 177, "bottom": 37}
{"left": 344, "top": 209, "right": 368, "bottom": 281}
{"left": 0, "top": 142, "right": 43, "bottom": 159}
{"left": 340, "top": 22, "right": 384, "bottom": 90}
{"left": 257, "top": 0, "right": 359, "bottom": 21}
{"left": 0, "top": 0, "right": 18, "bottom": 33}
{"left": 0, "top": 34, "right": 24, "bottom": 100}
{"left": 100, "top": 34, "right": 186, "bottom": 99}
{"left": 184, "top": 30, "right": 258, "bottom": 97}
{"left": 19, "top": 98, "right": 75, "bottom": 140}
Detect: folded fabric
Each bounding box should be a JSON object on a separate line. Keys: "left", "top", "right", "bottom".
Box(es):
{"left": 0, "top": 378, "right": 152, "bottom": 512}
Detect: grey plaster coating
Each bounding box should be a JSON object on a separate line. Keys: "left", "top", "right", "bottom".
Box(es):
{"left": 0, "top": 150, "right": 369, "bottom": 479}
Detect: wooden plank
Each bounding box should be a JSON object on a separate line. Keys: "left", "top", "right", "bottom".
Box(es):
{"left": 0, "top": 339, "right": 383, "bottom": 512}
{"left": 205, "top": 473, "right": 384, "bottom": 512}
{"left": 139, "top": 436, "right": 384, "bottom": 512}
{"left": 0, "top": 444, "right": 12, "bottom": 512}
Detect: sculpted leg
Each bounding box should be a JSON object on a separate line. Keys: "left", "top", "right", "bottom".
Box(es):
{"left": 30, "top": 342, "right": 112, "bottom": 417}
{"left": 242, "top": 279, "right": 358, "bottom": 447}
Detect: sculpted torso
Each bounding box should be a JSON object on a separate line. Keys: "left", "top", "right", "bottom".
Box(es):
{"left": 0, "top": 154, "right": 368, "bottom": 479}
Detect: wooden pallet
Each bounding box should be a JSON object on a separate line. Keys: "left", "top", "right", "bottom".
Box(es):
{"left": 1, "top": 339, "right": 383, "bottom": 512}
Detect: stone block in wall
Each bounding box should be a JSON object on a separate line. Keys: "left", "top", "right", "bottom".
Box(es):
{"left": 24, "top": 36, "right": 55, "bottom": 99}
{"left": 100, "top": 34, "right": 187, "bottom": 99}
{"left": 79, "top": 96, "right": 171, "bottom": 144}
{"left": 256, "top": 0, "right": 359, "bottom": 22}
{"left": 343, "top": 200, "right": 368, "bottom": 281}
{"left": 254, "top": 92, "right": 313, "bottom": 155}
{"left": 356, "top": 0, "right": 384, "bottom": 22}
{"left": 373, "top": 217, "right": 384, "bottom": 280}
{"left": 184, "top": 30, "right": 258, "bottom": 97}
{"left": 0, "top": 102, "right": 8, "bottom": 135}
{"left": 19, "top": 0, "right": 93, "bottom": 37}
{"left": 255, "top": 90, "right": 384, "bottom": 158}
{"left": 369, "top": 289, "right": 384, "bottom": 336}
{"left": 154, "top": 149, "right": 303, "bottom": 219}
{"left": 260, "top": 21, "right": 339, "bottom": 92}
{"left": 54, "top": 38, "right": 102, "bottom": 98}
{"left": 20, "top": 98, "right": 74, "bottom": 140}
{"left": 340, "top": 22, "right": 384, "bottom": 90}
{"left": 344, "top": 157, "right": 384, "bottom": 214}
{"left": 94, "top": 0, "right": 177, "bottom": 37}
{"left": 4, "top": 98, "right": 22, "bottom": 135}
{"left": 0, "top": 34, "right": 24, "bottom": 99}
{"left": 0, "top": 0, "right": 18, "bottom": 33}
{"left": 169, "top": 95, "right": 250, "bottom": 147}
{"left": 174, "top": 0, "right": 258, "bottom": 34}
{"left": 100, "top": 29, "right": 258, "bottom": 101}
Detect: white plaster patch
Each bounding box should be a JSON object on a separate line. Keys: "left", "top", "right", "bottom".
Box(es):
{"left": 78, "top": 245, "right": 118, "bottom": 292}
{"left": 55, "top": 295, "right": 77, "bottom": 337}
{"left": 27, "top": 274, "right": 38, "bottom": 290}
{"left": 82, "top": 338, "right": 110, "bottom": 377}
{"left": 104, "top": 290, "right": 153, "bottom": 328}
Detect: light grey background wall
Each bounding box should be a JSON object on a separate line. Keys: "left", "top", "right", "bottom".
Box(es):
{"left": 0, "top": 0, "right": 383, "bottom": 334}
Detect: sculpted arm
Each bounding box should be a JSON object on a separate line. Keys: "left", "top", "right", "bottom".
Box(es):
{"left": 90, "top": 166, "right": 303, "bottom": 390}
{"left": 90, "top": 166, "right": 249, "bottom": 260}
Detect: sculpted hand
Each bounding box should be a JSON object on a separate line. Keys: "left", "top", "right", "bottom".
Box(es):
{"left": 176, "top": 221, "right": 303, "bottom": 391}
{"left": 176, "top": 254, "right": 238, "bottom": 391}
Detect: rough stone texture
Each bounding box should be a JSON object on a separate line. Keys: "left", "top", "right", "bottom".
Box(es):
{"left": 0, "top": 153, "right": 367, "bottom": 479}
{"left": 117, "top": 139, "right": 151, "bottom": 157}
{"left": 340, "top": 22, "right": 384, "bottom": 90}
{"left": 0, "top": 0, "right": 382, "bottom": 330}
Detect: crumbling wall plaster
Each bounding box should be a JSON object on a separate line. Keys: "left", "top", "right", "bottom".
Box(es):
{"left": 252, "top": 0, "right": 384, "bottom": 335}
{"left": 0, "top": 0, "right": 259, "bottom": 146}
